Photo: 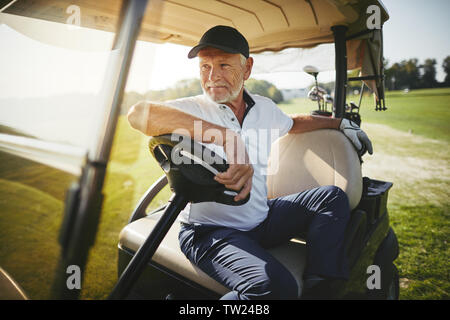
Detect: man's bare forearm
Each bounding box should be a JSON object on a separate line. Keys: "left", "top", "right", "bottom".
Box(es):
{"left": 288, "top": 114, "right": 341, "bottom": 134}
{"left": 127, "top": 101, "right": 230, "bottom": 146}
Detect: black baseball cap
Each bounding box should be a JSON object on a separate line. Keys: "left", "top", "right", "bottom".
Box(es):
{"left": 188, "top": 25, "right": 249, "bottom": 59}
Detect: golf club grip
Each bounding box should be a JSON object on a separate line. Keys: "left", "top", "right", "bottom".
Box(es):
{"left": 109, "top": 193, "right": 188, "bottom": 299}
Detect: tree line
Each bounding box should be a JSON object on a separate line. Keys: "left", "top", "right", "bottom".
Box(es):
{"left": 122, "top": 55, "right": 450, "bottom": 114}
{"left": 384, "top": 56, "right": 450, "bottom": 90}
{"left": 312, "top": 56, "right": 450, "bottom": 94}
{"left": 121, "top": 78, "right": 284, "bottom": 114}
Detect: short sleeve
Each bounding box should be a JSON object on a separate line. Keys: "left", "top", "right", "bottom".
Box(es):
{"left": 270, "top": 102, "right": 293, "bottom": 137}
{"left": 163, "top": 96, "right": 204, "bottom": 119}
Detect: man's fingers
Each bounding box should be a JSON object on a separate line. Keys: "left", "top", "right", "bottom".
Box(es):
{"left": 365, "top": 136, "right": 373, "bottom": 155}
{"left": 357, "top": 131, "right": 373, "bottom": 155}
{"left": 215, "top": 164, "right": 252, "bottom": 185}
{"left": 215, "top": 172, "right": 239, "bottom": 185}
{"left": 215, "top": 164, "right": 239, "bottom": 180}
{"left": 235, "top": 179, "right": 252, "bottom": 201}
{"left": 224, "top": 170, "right": 252, "bottom": 191}
{"left": 214, "top": 163, "right": 253, "bottom": 201}
{"left": 352, "top": 135, "right": 362, "bottom": 152}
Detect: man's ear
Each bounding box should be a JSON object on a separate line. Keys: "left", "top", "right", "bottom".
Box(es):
{"left": 243, "top": 57, "right": 254, "bottom": 80}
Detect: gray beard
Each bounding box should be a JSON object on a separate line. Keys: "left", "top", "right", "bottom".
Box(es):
{"left": 202, "top": 80, "right": 244, "bottom": 104}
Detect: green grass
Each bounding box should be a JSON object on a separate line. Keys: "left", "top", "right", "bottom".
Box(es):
{"left": 389, "top": 204, "right": 449, "bottom": 299}
{"left": 279, "top": 88, "right": 450, "bottom": 142}
{"left": 0, "top": 178, "right": 63, "bottom": 299}
{"left": 0, "top": 117, "right": 169, "bottom": 300}
{"left": 0, "top": 88, "right": 448, "bottom": 300}
{"left": 79, "top": 119, "right": 172, "bottom": 299}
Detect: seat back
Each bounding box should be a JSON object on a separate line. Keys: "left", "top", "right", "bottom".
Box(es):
{"left": 266, "top": 129, "right": 362, "bottom": 210}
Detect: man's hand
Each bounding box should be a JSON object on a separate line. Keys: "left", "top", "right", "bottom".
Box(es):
{"left": 214, "top": 132, "right": 253, "bottom": 202}
{"left": 339, "top": 118, "right": 373, "bottom": 156}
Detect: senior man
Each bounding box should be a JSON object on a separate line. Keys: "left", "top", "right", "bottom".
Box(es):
{"left": 128, "top": 25, "right": 372, "bottom": 300}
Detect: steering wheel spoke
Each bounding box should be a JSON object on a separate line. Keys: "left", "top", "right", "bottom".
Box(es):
{"left": 149, "top": 134, "right": 250, "bottom": 206}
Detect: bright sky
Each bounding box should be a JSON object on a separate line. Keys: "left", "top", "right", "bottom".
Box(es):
{"left": 382, "top": 0, "right": 450, "bottom": 79}
{"left": 0, "top": 0, "right": 449, "bottom": 98}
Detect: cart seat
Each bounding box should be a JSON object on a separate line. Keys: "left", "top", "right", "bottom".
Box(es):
{"left": 267, "top": 129, "right": 362, "bottom": 210}
{"left": 118, "top": 129, "right": 362, "bottom": 298}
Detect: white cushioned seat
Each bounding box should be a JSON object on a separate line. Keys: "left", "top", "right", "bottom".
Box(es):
{"left": 267, "top": 129, "right": 362, "bottom": 210}
{"left": 118, "top": 129, "right": 362, "bottom": 298}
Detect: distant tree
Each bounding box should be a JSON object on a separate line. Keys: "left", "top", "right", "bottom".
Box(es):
{"left": 384, "top": 63, "right": 394, "bottom": 90}
{"left": 387, "top": 62, "right": 401, "bottom": 90}
{"left": 403, "top": 59, "right": 421, "bottom": 89}
{"left": 384, "top": 59, "right": 420, "bottom": 90}
{"left": 245, "top": 78, "right": 271, "bottom": 96}
{"left": 443, "top": 56, "right": 450, "bottom": 87}
{"left": 143, "top": 78, "right": 202, "bottom": 102}
{"left": 164, "top": 78, "right": 202, "bottom": 100}
{"left": 267, "top": 85, "right": 284, "bottom": 104}
{"left": 124, "top": 78, "right": 284, "bottom": 112}
{"left": 245, "top": 78, "right": 284, "bottom": 103}
{"left": 421, "top": 59, "right": 438, "bottom": 88}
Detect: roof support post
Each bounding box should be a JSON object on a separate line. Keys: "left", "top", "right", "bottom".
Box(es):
{"left": 51, "top": 0, "right": 149, "bottom": 300}
{"left": 331, "top": 25, "right": 348, "bottom": 119}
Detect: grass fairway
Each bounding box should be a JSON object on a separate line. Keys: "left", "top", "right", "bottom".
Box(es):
{"left": 79, "top": 118, "right": 173, "bottom": 299}
{"left": 0, "top": 88, "right": 448, "bottom": 299}
{"left": 280, "top": 88, "right": 450, "bottom": 142}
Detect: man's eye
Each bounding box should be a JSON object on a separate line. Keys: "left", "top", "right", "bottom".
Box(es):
{"left": 221, "top": 64, "right": 230, "bottom": 68}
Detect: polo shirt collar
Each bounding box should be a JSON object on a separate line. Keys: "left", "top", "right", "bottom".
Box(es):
{"left": 243, "top": 89, "right": 255, "bottom": 108}
{"left": 243, "top": 89, "right": 255, "bottom": 120}
{"left": 205, "top": 89, "right": 255, "bottom": 121}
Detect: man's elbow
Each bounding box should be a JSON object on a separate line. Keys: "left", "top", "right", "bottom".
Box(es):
{"left": 127, "top": 101, "right": 149, "bottom": 135}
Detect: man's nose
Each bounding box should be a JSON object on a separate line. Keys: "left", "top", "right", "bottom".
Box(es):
{"left": 208, "top": 66, "right": 222, "bottom": 81}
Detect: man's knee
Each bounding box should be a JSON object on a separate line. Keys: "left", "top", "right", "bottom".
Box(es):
{"left": 321, "top": 185, "right": 350, "bottom": 216}
{"left": 321, "top": 185, "right": 347, "bottom": 199}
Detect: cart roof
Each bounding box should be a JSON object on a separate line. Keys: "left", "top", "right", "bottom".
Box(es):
{"left": 4, "top": 0, "right": 389, "bottom": 52}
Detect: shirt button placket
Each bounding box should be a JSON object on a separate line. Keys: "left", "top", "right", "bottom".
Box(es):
{"left": 221, "top": 104, "right": 240, "bottom": 131}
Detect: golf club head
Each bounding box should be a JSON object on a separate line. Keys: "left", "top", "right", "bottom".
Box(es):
{"left": 308, "top": 89, "right": 322, "bottom": 101}
{"left": 303, "top": 65, "right": 319, "bottom": 77}
{"left": 324, "top": 94, "right": 333, "bottom": 104}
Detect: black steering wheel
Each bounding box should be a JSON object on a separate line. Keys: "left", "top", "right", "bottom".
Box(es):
{"left": 149, "top": 133, "right": 250, "bottom": 206}
{"left": 109, "top": 133, "right": 250, "bottom": 299}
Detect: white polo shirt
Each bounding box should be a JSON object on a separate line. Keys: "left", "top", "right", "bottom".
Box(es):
{"left": 164, "top": 90, "right": 293, "bottom": 231}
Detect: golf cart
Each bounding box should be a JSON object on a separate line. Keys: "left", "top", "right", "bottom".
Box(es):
{"left": 0, "top": 0, "right": 398, "bottom": 300}
{"left": 114, "top": 0, "right": 398, "bottom": 300}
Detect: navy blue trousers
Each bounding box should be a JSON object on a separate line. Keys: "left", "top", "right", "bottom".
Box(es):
{"left": 178, "top": 185, "right": 350, "bottom": 300}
